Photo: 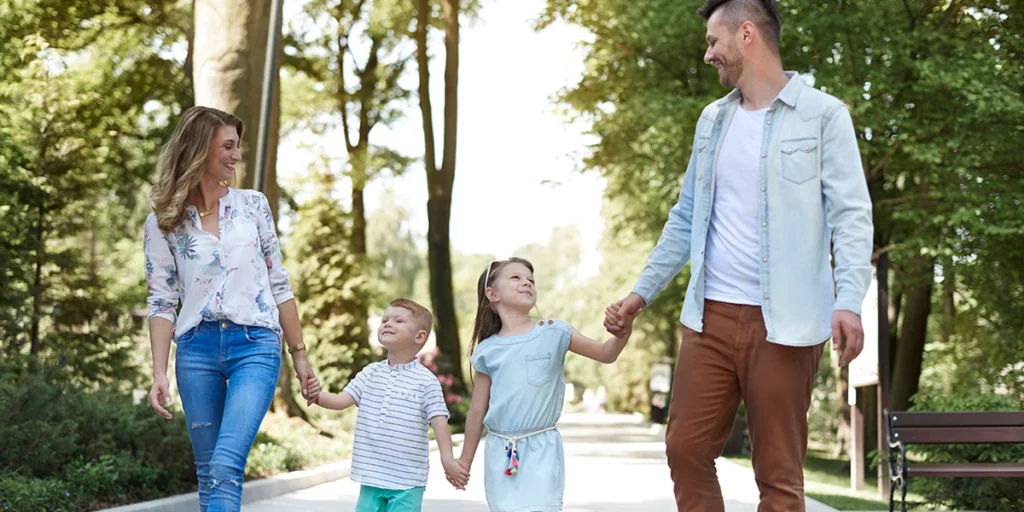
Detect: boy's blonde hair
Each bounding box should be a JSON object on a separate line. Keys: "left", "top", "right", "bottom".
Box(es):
{"left": 390, "top": 298, "right": 434, "bottom": 335}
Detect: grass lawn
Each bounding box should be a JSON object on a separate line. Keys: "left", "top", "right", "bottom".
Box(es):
{"left": 726, "top": 448, "right": 927, "bottom": 510}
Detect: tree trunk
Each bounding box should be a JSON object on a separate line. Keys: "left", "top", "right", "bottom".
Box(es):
{"left": 192, "top": 0, "right": 271, "bottom": 188}
{"left": 183, "top": 0, "right": 196, "bottom": 101}
{"left": 834, "top": 363, "right": 850, "bottom": 458}
{"left": 416, "top": 0, "right": 466, "bottom": 396}
{"left": 941, "top": 257, "right": 954, "bottom": 343}
{"left": 890, "top": 256, "right": 934, "bottom": 411}
{"left": 30, "top": 202, "right": 44, "bottom": 356}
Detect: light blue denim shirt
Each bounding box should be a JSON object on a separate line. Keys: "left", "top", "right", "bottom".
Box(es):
{"left": 633, "top": 72, "right": 874, "bottom": 346}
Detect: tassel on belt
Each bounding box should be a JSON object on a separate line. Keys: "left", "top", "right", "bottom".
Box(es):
{"left": 488, "top": 426, "right": 557, "bottom": 476}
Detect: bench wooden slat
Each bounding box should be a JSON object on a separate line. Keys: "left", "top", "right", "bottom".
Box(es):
{"left": 890, "top": 411, "right": 1024, "bottom": 428}
{"left": 907, "top": 463, "right": 1024, "bottom": 478}
{"left": 893, "top": 426, "right": 1024, "bottom": 444}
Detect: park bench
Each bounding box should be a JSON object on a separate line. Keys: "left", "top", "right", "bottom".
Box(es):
{"left": 883, "top": 409, "right": 1024, "bottom": 512}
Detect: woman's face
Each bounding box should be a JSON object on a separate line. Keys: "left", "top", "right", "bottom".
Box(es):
{"left": 204, "top": 125, "right": 241, "bottom": 183}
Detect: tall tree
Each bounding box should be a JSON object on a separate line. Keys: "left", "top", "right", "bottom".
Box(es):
{"left": 0, "top": 0, "right": 191, "bottom": 385}
{"left": 282, "top": 0, "right": 415, "bottom": 389}
{"left": 415, "top": 0, "right": 466, "bottom": 395}
{"left": 192, "top": 0, "right": 273, "bottom": 188}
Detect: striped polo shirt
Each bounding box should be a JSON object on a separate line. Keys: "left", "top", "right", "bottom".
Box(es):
{"left": 344, "top": 359, "right": 450, "bottom": 490}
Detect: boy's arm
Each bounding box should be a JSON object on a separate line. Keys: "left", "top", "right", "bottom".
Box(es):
{"left": 315, "top": 391, "right": 356, "bottom": 411}
{"left": 568, "top": 325, "right": 633, "bottom": 364}
{"left": 458, "top": 371, "right": 491, "bottom": 469}
{"left": 431, "top": 416, "right": 469, "bottom": 489}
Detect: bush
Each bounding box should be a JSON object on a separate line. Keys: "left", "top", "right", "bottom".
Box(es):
{"left": 0, "top": 473, "right": 75, "bottom": 512}
{"left": 907, "top": 392, "right": 1024, "bottom": 511}
{"left": 0, "top": 365, "right": 196, "bottom": 510}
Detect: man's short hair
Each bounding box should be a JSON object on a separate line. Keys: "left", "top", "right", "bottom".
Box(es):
{"left": 390, "top": 298, "right": 434, "bottom": 334}
{"left": 698, "top": 0, "right": 782, "bottom": 54}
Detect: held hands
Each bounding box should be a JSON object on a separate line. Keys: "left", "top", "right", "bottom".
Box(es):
{"left": 292, "top": 353, "right": 321, "bottom": 406}
{"left": 604, "top": 292, "right": 646, "bottom": 337}
{"left": 832, "top": 309, "right": 865, "bottom": 367}
{"left": 443, "top": 455, "right": 470, "bottom": 490}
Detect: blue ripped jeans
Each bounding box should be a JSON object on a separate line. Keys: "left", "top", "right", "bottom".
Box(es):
{"left": 175, "top": 320, "right": 281, "bottom": 512}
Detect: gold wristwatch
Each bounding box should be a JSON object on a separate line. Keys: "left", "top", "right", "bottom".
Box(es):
{"left": 287, "top": 342, "right": 306, "bottom": 354}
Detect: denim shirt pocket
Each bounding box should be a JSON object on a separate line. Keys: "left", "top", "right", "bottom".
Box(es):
{"left": 526, "top": 352, "right": 553, "bottom": 387}
{"left": 779, "top": 138, "right": 820, "bottom": 185}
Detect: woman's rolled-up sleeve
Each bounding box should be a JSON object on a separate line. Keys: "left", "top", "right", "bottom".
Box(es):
{"left": 254, "top": 193, "right": 295, "bottom": 305}
{"left": 144, "top": 214, "right": 180, "bottom": 323}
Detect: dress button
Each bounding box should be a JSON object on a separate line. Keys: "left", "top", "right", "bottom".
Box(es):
{"left": 705, "top": 183, "right": 711, "bottom": 188}
{"left": 761, "top": 187, "right": 766, "bottom": 192}
{"left": 761, "top": 153, "right": 767, "bottom": 158}
{"left": 766, "top": 120, "right": 772, "bottom": 125}
{"left": 762, "top": 257, "right": 768, "bottom": 262}
{"left": 538, "top": 320, "right": 544, "bottom": 326}
{"left": 763, "top": 294, "right": 769, "bottom": 300}
{"left": 547, "top": 319, "right": 553, "bottom": 325}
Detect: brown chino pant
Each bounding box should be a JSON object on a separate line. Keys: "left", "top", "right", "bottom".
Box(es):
{"left": 666, "top": 300, "right": 825, "bottom": 512}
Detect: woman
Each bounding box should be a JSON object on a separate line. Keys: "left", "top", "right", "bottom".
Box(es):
{"left": 143, "top": 106, "right": 319, "bottom": 511}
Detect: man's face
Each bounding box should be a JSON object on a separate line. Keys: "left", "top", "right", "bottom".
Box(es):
{"left": 704, "top": 10, "right": 744, "bottom": 88}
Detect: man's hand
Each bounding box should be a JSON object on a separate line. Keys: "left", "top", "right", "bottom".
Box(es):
{"left": 832, "top": 310, "right": 864, "bottom": 367}
{"left": 442, "top": 455, "right": 469, "bottom": 490}
{"left": 604, "top": 292, "right": 646, "bottom": 336}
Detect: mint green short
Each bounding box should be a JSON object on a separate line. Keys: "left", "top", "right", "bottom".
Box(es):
{"left": 355, "top": 485, "right": 425, "bottom": 512}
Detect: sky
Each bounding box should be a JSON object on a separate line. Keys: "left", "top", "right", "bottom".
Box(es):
{"left": 277, "top": 0, "right": 606, "bottom": 278}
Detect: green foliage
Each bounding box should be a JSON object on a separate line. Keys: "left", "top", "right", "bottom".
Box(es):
{"left": 287, "top": 169, "right": 378, "bottom": 389}
{"left": 0, "top": 473, "right": 75, "bottom": 512}
{"left": 907, "top": 393, "right": 1024, "bottom": 511}
{"left": 0, "top": 360, "right": 196, "bottom": 510}
{"left": 0, "top": 0, "right": 190, "bottom": 386}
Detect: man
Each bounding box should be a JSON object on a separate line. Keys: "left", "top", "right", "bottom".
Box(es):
{"left": 605, "top": 0, "right": 874, "bottom": 510}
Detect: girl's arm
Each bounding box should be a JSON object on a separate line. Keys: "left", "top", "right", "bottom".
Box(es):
{"left": 568, "top": 325, "right": 633, "bottom": 364}
{"left": 458, "top": 372, "right": 491, "bottom": 469}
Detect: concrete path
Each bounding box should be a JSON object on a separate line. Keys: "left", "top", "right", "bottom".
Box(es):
{"left": 244, "top": 413, "right": 836, "bottom": 512}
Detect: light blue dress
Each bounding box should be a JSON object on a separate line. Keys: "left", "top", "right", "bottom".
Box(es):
{"left": 471, "top": 319, "right": 571, "bottom": 512}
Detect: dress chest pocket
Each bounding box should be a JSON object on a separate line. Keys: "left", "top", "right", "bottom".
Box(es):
{"left": 526, "top": 352, "right": 553, "bottom": 387}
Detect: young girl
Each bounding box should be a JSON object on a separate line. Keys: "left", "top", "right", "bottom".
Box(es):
{"left": 455, "top": 257, "right": 636, "bottom": 512}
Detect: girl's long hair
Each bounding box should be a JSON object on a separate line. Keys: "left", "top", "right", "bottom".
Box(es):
{"left": 150, "top": 106, "right": 243, "bottom": 233}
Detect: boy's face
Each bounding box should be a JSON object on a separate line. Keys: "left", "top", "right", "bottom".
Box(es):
{"left": 377, "top": 306, "right": 427, "bottom": 350}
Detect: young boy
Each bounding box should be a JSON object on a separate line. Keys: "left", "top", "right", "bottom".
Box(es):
{"left": 308, "top": 298, "right": 468, "bottom": 511}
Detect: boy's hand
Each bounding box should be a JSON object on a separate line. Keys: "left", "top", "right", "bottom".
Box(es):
{"left": 442, "top": 455, "right": 469, "bottom": 490}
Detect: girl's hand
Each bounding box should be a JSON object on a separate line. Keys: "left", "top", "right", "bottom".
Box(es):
{"left": 442, "top": 455, "right": 469, "bottom": 490}
{"left": 149, "top": 374, "right": 173, "bottom": 420}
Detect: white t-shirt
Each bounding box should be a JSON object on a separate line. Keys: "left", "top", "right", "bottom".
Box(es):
{"left": 345, "top": 360, "right": 450, "bottom": 490}
{"left": 704, "top": 105, "right": 767, "bottom": 306}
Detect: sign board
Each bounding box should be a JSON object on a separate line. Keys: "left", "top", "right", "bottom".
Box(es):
{"left": 849, "top": 265, "right": 880, "bottom": 395}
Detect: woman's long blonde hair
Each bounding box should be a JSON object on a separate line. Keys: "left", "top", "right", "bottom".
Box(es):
{"left": 150, "top": 106, "right": 243, "bottom": 233}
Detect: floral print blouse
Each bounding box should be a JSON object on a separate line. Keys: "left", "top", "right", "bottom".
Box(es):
{"left": 144, "top": 188, "right": 295, "bottom": 340}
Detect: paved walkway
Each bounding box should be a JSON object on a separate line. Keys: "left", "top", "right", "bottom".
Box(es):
{"left": 244, "top": 413, "right": 835, "bottom": 512}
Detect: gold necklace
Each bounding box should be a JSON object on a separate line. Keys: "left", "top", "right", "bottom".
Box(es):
{"left": 199, "top": 209, "right": 216, "bottom": 218}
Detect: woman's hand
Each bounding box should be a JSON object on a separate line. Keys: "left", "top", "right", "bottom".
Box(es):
{"left": 292, "top": 353, "right": 320, "bottom": 405}
{"left": 149, "top": 374, "right": 174, "bottom": 420}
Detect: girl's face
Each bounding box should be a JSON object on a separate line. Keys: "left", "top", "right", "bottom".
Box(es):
{"left": 487, "top": 262, "right": 537, "bottom": 311}
{"left": 204, "top": 125, "right": 241, "bottom": 183}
